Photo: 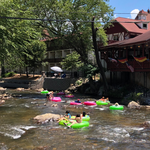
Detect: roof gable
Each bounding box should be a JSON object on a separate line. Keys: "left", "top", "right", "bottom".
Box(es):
{"left": 114, "top": 17, "right": 149, "bottom": 34}
{"left": 105, "top": 30, "right": 150, "bottom": 48}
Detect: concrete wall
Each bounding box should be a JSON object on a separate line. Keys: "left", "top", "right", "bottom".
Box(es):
{"left": 43, "top": 78, "right": 77, "bottom": 91}
{"left": 0, "top": 76, "right": 77, "bottom": 91}
{"left": 130, "top": 72, "right": 150, "bottom": 88}
{"left": 0, "top": 77, "right": 44, "bottom": 89}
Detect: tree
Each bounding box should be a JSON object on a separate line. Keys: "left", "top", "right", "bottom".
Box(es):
{"left": 91, "top": 16, "right": 109, "bottom": 92}
{"left": 61, "top": 51, "right": 83, "bottom": 71}
{"left": 25, "top": 0, "right": 114, "bottom": 91}
{"left": 0, "top": 0, "right": 46, "bottom": 76}
{"left": 25, "top": 40, "right": 47, "bottom": 77}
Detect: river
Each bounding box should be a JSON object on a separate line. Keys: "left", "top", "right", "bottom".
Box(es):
{"left": 0, "top": 89, "right": 149, "bottom": 150}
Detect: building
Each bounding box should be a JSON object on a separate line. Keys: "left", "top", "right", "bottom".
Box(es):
{"left": 40, "top": 30, "right": 74, "bottom": 76}
{"left": 99, "top": 9, "right": 150, "bottom": 89}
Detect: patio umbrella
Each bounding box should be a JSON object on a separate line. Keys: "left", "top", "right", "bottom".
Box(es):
{"left": 50, "top": 66, "right": 63, "bottom": 72}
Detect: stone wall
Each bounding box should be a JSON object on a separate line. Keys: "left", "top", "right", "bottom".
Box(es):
{"left": 0, "top": 76, "right": 44, "bottom": 89}
{"left": 0, "top": 76, "right": 77, "bottom": 91}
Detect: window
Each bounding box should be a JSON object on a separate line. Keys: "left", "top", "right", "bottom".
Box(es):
{"left": 113, "top": 35, "right": 119, "bottom": 41}
{"left": 143, "top": 16, "right": 146, "bottom": 20}
{"left": 143, "top": 24, "right": 147, "bottom": 28}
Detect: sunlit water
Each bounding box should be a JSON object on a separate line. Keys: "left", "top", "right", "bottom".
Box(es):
{"left": 0, "top": 89, "right": 150, "bottom": 150}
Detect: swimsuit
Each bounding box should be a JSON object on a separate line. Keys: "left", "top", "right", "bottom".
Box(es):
{"left": 75, "top": 100, "right": 81, "bottom": 103}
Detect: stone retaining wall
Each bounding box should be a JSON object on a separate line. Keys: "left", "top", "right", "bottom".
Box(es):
{"left": 0, "top": 76, "right": 77, "bottom": 91}
{"left": 0, "top": 76, "right": 44, "bottom": 89}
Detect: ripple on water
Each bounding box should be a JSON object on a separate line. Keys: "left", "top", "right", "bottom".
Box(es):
{"left": 92, "top": 125, "right": 131, "bottom": 143}
{"left": 0, "top": 125, "right": 37, "bottom": 139}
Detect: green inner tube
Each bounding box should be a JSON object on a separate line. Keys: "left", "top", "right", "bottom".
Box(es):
{"left": 96, "top": 101, "right": 108, "bottom": 105}
{"left": 109, "top": 105, "right": 124, "bottom": 110}
{"left": 71, "top": 115, "right": 90, "bottom": 121}
{"left": 41, "top": 90, "right": 49, "bottom": 94}
{"left": 59, "top": 120, "right": 69, "bottom": 125}
{"left": 59, "top": 120, "right": 89, "bottom": 129}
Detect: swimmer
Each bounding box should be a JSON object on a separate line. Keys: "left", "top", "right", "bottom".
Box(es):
{"left": 58, "top": 111, "right": 71, "bottom": 122}
{"left": 64, "top": 114, "right": 82, "bottom": 128}
{"left": 46, "top": 91, "right": 54, "bottom": 102}
{"left": 74, "top": 99, "right": 82, "bottom": 103}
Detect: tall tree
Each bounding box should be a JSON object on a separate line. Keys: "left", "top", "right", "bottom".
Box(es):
{"left": 25, "top": 40, "right": 47, "bottom": 77}
{"left": 0, "top": 0, "right": 46, "bottom": 76}
{"left": 25, "top": 0, "right": 114, "bottom": 91}
{"left": 92, "top": 16, "right": 109, "bottom": 92}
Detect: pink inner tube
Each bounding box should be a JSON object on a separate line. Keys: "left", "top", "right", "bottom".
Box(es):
{"left": 65, "top": 95, "right": 74, "bottom": 98}
{"left": 84, "top": 101, "right": 97, "bottom": 106}
{"left": 70, "top": 102, "right": 82, "bottom": 105}
{"left": 52, "top": 97, "right": 62, "bottom": 102}
{"left": 57, "top": 92, "right": 65, "bottom": 95}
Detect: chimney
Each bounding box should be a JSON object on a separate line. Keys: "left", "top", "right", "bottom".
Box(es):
{"left": 147, "top": 9, "right": 150, "bottom": 13}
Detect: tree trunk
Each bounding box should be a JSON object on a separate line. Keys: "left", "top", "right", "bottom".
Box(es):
{"left": 91, "top": 16, "right": 109, "bottom": 92}
{"left": 1, "top": 59, "right": 5, "bottom": 76}
{"left": 25, "top": 66, "right": 28, "bottom": 77}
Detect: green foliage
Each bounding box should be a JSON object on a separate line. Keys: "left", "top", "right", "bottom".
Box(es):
{"left": 61, "top": 51, "right": 83, "bottom": 71}
{"left": 75, "top": 79, "right": 83, "bottom": 86}
{"left": 1, "top": 72, "right": 15, "bottom": 78}
{"left": 81, "top": 64, "right": 106, "bottom": 79}
{"left": 30, "top": 0, "right": 114, "bottom": 64}
{"left": 24, "top": 40, "right": 47, "bottom": 73}
{"left": 0, "top": 0, "right": 47, "bottom": 75}
{"left": 125, "top": 92, "right": 143, "bottom": 102}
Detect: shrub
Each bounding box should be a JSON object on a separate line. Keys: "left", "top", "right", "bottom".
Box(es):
{"left": 75, "top": 79, "right": 82, "bottom": 85}
{"left": 1, "top": 72, "right": 15, "bottom": 78}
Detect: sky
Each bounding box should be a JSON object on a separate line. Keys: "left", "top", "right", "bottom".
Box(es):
{"left": 108, "top": 0, "right": 150, "bottom": 19}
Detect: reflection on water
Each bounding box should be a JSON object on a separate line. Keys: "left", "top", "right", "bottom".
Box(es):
{"left": 0, "top": 89, "right": 150, "bottom": 150}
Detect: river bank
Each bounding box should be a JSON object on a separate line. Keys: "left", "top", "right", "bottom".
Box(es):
{"left": 1, "top": 73, "right": 150, "bottom": 108}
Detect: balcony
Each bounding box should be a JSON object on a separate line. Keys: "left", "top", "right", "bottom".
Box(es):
{"left": 106, "top": 59, "right": 150, "bottom": 72}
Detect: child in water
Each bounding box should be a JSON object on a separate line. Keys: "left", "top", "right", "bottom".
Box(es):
{"left": 74, "top": 99, "right": 82, "bottom": 103}
{"left": 46, "top": 91, "right": 54, "bottom": 102}
{"left": 64, "top": 114, "right": 82, "bottom": 128}
{"left": 58, "top": 111, "right": 71, "bottom": 122}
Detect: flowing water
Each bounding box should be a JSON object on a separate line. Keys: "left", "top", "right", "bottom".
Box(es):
{"left": 0, "top": 89, "right": 150, "bottom": 150}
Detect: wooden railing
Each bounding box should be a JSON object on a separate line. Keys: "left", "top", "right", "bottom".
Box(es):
{"left": 106, "top": 59, "right": 150, "bottom": 72}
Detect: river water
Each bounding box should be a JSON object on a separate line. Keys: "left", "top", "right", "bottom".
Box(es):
{"left": 0, "top": 89, "right": 150, "bottom": 150}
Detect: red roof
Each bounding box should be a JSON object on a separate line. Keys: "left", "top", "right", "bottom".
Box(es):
{"left": 119, "top": 30, "right": 150, "bottom": 46}
{"left": 114, "top": 17, "right": 149, "bottom": 34}
{"left": 139, "top": 9, "right": 148, "bottom": 14}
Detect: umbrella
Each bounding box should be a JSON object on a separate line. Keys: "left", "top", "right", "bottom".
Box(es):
{"left": 50, "top": 66, "right": 63, "bottom": 72}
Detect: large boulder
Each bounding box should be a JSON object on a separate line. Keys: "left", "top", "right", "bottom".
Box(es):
{"left": 127, "top": 101, "right": 141, "bottom": 109}
{"left": 34, "top": 113, "right": 60, "bottom": 123}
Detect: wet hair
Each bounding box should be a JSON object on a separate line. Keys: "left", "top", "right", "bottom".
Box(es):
{"left": 76, "top": 114, "right": 80, "bottom": 117}
{"left": 66, "top": 110, "right": 70, "bottom": 113}
{"left": 83, "top": 112, "right": 86, "bottom": 117}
